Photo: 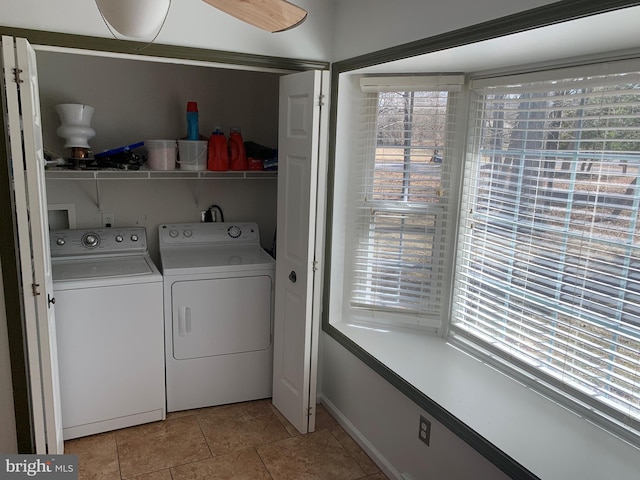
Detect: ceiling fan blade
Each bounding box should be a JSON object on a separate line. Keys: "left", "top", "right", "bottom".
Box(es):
{"left": 202, "top": 0, "right": 307, "bottom": 32}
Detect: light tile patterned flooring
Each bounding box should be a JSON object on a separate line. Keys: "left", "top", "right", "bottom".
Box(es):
{"left": 65, "top": 400, "right": 389, "bottom": 480}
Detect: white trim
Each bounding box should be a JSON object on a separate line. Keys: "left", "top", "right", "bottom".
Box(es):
{"left": 471, "top": 57, "right": 640, "bottom": 89}
{"left": 320, "top": 394, "right": 402, "bottom": 480}
{"left": 360, "top": 74, "right": 464, "bottom": 92}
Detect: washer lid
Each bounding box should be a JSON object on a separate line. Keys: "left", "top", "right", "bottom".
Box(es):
{"left": 160, "top": 244, "right": 275, "bottom": 275}
{"left": 52, "top": 255, "right": 154, "bottom": 282}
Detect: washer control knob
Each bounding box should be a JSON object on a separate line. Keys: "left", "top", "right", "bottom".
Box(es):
{"left": 227, "top": 225, "right": 241, "bottom": 238}
{"left": 131, "top": 234, "right": 139, "bottom": 242}
{"left": 169, "top": 230, "right": 179, "bottom": 238}
{"left": 82, "top": 233, "right": 99, "bottom": 248}
{"left": 183, "top": 230, "right": 193, "bottom": 238}
{"left": 115, "top": 235, "right": 124, "bottom": 242}
{"left": 56, "top": 238, "right": 65, "bottom": 246}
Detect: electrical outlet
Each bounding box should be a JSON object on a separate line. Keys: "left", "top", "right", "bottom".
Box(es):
{"left": 102, "top": 213, "right": 115, "bottom": 228}
{"left": 418, "top": 415, "right": 431, "bottom": 446}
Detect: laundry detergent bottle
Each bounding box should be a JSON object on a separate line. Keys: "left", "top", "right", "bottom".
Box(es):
{"left": 228, "top": 127, "right": 248, "bottom": 171}
{"left": 186, "top": 101, "right": 199, "bottom": 140}
{"left": 207, "top": 127, "right": 229, "bottom": 171}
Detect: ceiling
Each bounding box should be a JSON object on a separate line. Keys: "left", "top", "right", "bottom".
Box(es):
{"left": 351, "top": 5, "right": 640, "bottom": 76}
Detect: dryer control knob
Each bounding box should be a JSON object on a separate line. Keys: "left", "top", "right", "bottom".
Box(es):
{"left": 169, "top": 230, "right": 179, "bottom": 238}
{"left": 183, "top": 230, "right": 193, "bottom": 238}
{"left": 82, "top": 233, "right": 99, "bottom": 248}
{"left": 131, "top": 234, "right": 139, "bottom": 242}
{"left": 115, "top": 235, "right": 124, "bottom": 242}
{"left": 227, "top": 225, "right": 241, "bottom": 238}
{"left": 56, "top": 238, "right": 65, "bottom": 246}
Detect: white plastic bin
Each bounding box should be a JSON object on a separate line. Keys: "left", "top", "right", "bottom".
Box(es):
{"left": 178, "top": 140, "right": 207, "bottom": 171}
{"left": 146, "top": 140, "right": 176, "bottom": 170}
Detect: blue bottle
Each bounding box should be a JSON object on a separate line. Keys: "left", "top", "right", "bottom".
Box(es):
{"left": 186, "top": 101, "right": 199, "bottom": 140}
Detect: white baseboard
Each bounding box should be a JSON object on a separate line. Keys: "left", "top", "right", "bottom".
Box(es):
{"left": 320, "top": 394, "right": 402, "bottom": 480}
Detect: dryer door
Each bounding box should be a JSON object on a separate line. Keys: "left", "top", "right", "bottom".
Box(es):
{"left": 171, "top": 275, "right": 273, "bottom": 359}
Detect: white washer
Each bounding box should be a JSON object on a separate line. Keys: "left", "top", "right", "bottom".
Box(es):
{"left": 159, "top": 222, "right": 275, "bottom": 412}
{"left": 50, "top": 227, "right": 165, "bottom": 440}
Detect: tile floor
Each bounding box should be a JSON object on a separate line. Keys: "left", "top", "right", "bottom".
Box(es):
{"left": 65, "top": 400, "right": 389, "bottom": 480}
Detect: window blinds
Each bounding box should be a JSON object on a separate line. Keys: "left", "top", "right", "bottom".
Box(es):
{"left": 348, "top": 76, "right": 463, "bottom": 328}
{"left": 453, "top": 67, "right": 640, "bottom": 435}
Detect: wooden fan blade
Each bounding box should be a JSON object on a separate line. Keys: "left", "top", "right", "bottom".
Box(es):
{"left": 202, "top": 0, "right": 307, "bottom": 32}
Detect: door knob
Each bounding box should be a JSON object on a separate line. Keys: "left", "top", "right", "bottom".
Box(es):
{"left": 289, "top": 270, "right": 297, "bottom": 283}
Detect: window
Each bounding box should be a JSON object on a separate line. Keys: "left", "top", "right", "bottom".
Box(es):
{"left": 453, "top": 62, "right": 640, "bottom": 441}
{"left": 347, "top": 76, "right": 464, "bottom": 330}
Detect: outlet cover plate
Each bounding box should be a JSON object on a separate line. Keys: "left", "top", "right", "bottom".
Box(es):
{"left": 102, "top": 213, "right": 115, "bottom": 227}
{"left": 419, "top": 415, "right": 431, "bottom": 446}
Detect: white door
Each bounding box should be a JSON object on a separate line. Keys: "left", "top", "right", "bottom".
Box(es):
{"left": 272, "top": 69, "right": 329, "bottom": 434}
{"left": 2, "top": 36, "right": 64, "bottom": 454}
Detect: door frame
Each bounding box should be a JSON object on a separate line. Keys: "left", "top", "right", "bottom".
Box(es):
{"left": 0, "top": 27, "right": 328, "bottom": 453}
{"left": 0, "top": 62, "right": 34, "bottom": 453}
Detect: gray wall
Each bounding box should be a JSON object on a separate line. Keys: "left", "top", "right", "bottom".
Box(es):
{"left": 46, "top": 178, "right": 277, "bottom": 263}
{"left": 38, "top": 50, "right": 280, "bottom": 257}
{"left": 37, "top": 51, "right": 280, "bottom": 157}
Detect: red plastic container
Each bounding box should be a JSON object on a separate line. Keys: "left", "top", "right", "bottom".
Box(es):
{"left": 207, "top": 129, "right": 229, "bottom": 171}
{"left": 228, "top": 128, "right": 248, "bottom": 171}
{"left": 247, "top": 157, "right": 264, "bottom": 170}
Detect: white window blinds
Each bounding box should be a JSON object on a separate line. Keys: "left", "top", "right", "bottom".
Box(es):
{"left": 348, "top": 76, "right": 463, "bottom": 329}
{"left": 453, "top": 65, "right": 640, "bottom": 438}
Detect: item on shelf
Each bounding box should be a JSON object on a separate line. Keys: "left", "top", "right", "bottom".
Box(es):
{"left": 95, "top": 142, "right": 145, "bottom": 170}
{"left": 177, "top": 140, "right": 207, "bottom": 171}
{"left": 44, "top": 150, "right": 67, "bottom": 168}
{"left": 229, "top": 127, "right": 248, "bottom": 171}
{"left": 245, "top": 141, "right": 278, "bottom": 171}
{"left": 145, "top": 139, "right": 177, "bottom": 170}
{"left": 247, "top": 157, "right": 264, "bottom": 171}
{"left": 207, "top": 128, "right": 229, "bottom": 171}
{"left": 263, "top": 158, "right": 278, "bottom": 171}
{"left": 96, "top": 150, "right": 145, "bottom": 170}
{"left": 186, "top": 101, "right": 199, "bottom": 140}
{"left": 55, "top": 103, "right": 96, "bottom": 169}
{"left": 95, "top": 141, "right": 144, "bottom": 159}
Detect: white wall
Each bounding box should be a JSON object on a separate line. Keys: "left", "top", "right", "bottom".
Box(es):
{"left": 46, "top": 178, "right": 277, "bottom": 264}
{"left": 0, "top": 0, "right": 560, "bottom": 63}
{"left": 0, "top": 0, "right": 334, "bottom": 61}
{"left": 1, "top": 1, "right": 589, "bottom": 473}
{"left": 331, "top": 0, "right": 558, "bottom": 61}
{"left": 322, "top": 2, "right": 640, "bottom": 479}
{"left": 318, "top": 67, "right": 509, "bottom": 480}
{"left": 321, "top": 335, "right": 510, "bottom": 480}
{"left": 37, "top": 50, "right": 280, "bottom": 259}
{"left": 0, "top": 257, "right": 18, "bottom": 453}
{"left": 36, "top": 50, "right": 281, "bottom": 155}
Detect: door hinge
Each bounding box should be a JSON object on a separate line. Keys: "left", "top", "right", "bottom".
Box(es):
{"left": 306, "top": 406, "right": 313, "bottom": 417}
{"left": 312, "top": 260, "right": 318, "bottom": 272}
{"left": 12, "top": 68, "right": 23, "bottom": 84}
{"left": 32, "top": 283, "right": 40, "bottom": 296}
{"left": 317, "top": 94, "right": 325, "bottom": 107}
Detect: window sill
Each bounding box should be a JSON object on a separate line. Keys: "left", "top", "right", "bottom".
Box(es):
{"left": 328, "top": 320, "right": 640, "bottom": 480}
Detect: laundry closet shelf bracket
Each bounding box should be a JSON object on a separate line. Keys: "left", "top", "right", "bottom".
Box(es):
{"left": 194, "top": 176, "right": 204, "bottom": 207}
{"left": 95, "top": 175, "right": 101, "bottom": 210}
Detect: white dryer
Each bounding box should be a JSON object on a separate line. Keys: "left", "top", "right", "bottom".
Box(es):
{"left": 50, "top": 227, "right": 165, "bottom": 440}
{"left": 159, "top": 222, "right": 276, "bottom": 412}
